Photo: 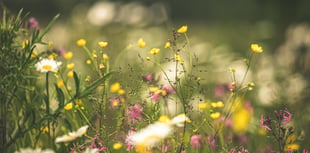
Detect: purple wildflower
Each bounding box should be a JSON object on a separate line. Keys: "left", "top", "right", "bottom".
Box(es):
{"left": 28, "top": 17, "right": 39, "bottom": 30}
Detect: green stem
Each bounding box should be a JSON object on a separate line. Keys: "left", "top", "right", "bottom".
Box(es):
{"left": 238, "top": 52, "right": 253, "bottom": 89}
{"left": 77, "top": 108, "right": 95, "bottom": 130}
{"left": 184, "top": 33, "right": 192, "bottom": 75}
{"left": 45, "top": 72, "right": 51, "bottom": 146}
{"left": 83, "top": 46, "right": 100, "bottom": 74}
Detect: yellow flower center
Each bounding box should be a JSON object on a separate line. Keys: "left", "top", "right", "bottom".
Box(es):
{"left": 42, "top": 65, "right": 52, "bottom": 70}
{"left": 158, "top": 115, "right": 171, "bottom": 123}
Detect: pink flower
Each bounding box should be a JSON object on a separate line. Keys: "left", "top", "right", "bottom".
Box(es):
{"left": 161, "top": 141, "right": 171, "bottom": 153}
{"left": 28, "top": 17, "right": 39, "bottom": 30}
{"left": 214, "top": 85, "right": 226, "bottom": 98}
{"left": 260, "top": 115, "right": 271, "bottom": 131}
{"left": 162, "top": 85, "right": 175, "bottom": 95}
{"left": 282, "top": 110, "right": 291, "bottom": 126}
{"left": 142, "top": 74, "right": 153, "bottom": 83}
{"left": 126, "top": 104, "right": 143, "bottom": 125}
{"left": 205, "top": 135, "right": 216, "bottom": 148}
{"left": 190, "top": 135, "right": 202, "bottom": 148}
{"left": 125, "top": 129, "right": 136, "bottom": 151}
{"left": 243, "top": 101, "right": 253, "bottom": 114}
{"left": 151, "top": 93, "right": 161, "bottom": 101}
{"left": 303, "top": 149, "right": 309, "bottom": 153}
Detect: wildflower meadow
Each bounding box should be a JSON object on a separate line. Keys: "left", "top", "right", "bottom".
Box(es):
{"left": 1, "top": 1, "right": 310, "bottom": 153}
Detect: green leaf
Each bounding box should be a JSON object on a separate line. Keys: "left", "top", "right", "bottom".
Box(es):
{"left": 37, "top": 14, "right": 60, "bottom": 42}
{"left": 73, "top": 71, "right": 80, "bottom": 98}
{"left": 78, "top": 72, "right": 113, "bottom": 98}
{"left": 55, "top": 84, "right": 65, "bottom": 109}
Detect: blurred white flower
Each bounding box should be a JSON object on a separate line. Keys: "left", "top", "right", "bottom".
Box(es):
{"left": 285, "top": 74, "right": 307, "bottom": 104}
{"left": 55, "top": 125, "right": 89, "bottom": 143}
{"left": 128, "top": 114, "right": 190, "bottom": 148}
{"left": 128, "top": 122, "right": 172, "bottom": 147}
{"left": 75, "top": 148, "right": 98, "bottom": 153}
{"left": 171, "top": 113, "right": 191, "bottom": 127}
{"left": 35, "top": 58, "right": 61, "bottom": 73}
{"left": 15, "top": 148, "right": 54, "bottom": 153}
{"left": 275, "top": 24, "right": 310, "bottom": 74}
{"left": 87, "top": 2, "right": 116, "bottom": 26}
{"left": 258, "top": 84, "right": 279, "bottom": 106}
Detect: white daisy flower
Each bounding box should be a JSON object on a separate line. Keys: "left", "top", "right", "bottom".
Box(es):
{"left": 55, "top": 125, "right": 89, "bottom": 143}
{"left": 75, "top": 148, "right": 98, "bottom": 153}
{"left": 128, "top": 122, "right": 172, "bottom": 147}
{"left": 35, "top": 58, "right": 62, "bottom": 73}
{"left": 127, "top": 114, "right": 190, "bottom": 148}
{"left": 171, "top": 113, "right": 191, "bottom": 127}
{"left": 15, "top": 148, "right": 55, "bottom": 153}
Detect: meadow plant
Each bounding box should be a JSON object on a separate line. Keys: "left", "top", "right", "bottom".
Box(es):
{"left": 1, "top": 9, "right": 309, "bottom": 153}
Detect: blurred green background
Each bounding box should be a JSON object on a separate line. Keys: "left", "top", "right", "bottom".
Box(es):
{"left": 3, "top": 0, "right": 310, "bottom": 52}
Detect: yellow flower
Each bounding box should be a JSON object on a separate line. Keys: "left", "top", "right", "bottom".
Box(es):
{"left": 86, "top": 59, "right": 91, "bottom": 65}
{"left": 149, "top": 87, "right": 159, "bottom": 93}
{"left": 57, "top": 80, "right": 64, "bottom": 88}
{"left": 76, "top": 99, "right": 82, "bottom": 105}
{"left": 251, "top": 44, "right": 263, "bottom": 53}
{"left": 285, "top": 144, "right": 300, "bottom": 151}
{"left": 22, "top": 40, "right": 29, "bottom": 49}
{"left": 41, "top": 127, "right": 49, "bottom": 133}
{"left": 210, "top": 112, "right": 221, "bottom": 119}
{"left": 158, "top": 115, "right": 171, "bottom": 124}
{"left": 174, "top": 54, "right": 181, "bottom": 61}
{"left": 64, "top": 103, "right": 73, "bottom": 110}
{"left": 161, "top": 90, "right": 167, "bottom": 96}
{"left": 118, "top": 89, "right": 125, "bottom": 95}
{"left": 48, "top": 41, "right": 54, "bottom": 48}
{"left": 232, "top": 108, "right": 251, "bottom": 133}
{"left": 164, "top": 42, "right": 171, "bottom": 48}
{"left": 149, "top": 48, "right": 160, "bottom": 55}
{"left": 113, "top": 143, "right": 123, "bottom": 150}
{"left": 138, "top": 38, "right": 146, "bottom": 48}
{"left": 76, "top": 39, "right": 86, "bottom": 47}
{"left": 177, "top": 25, "right": 188, "bottom": 33}
{"left": 67, "top": 63, "right": 75, "bottom": 70}
{"left": 64, "top": 52, "right": 73, "bottom": 60}
{"left": 102, "top": 54, "right": 109, "bottom": 60}
{"left": 48, "top": 53, "right": 57, "bottom": 59}
{"left": 112, "top": 100, "right": 119, "bottom": 107}
{"left": 198, "top": 103, "right": 208, "bottom": 110}
{"left": 92, "top": 53, "right": 97, "bottom": 58}
{"left": 98, "top": 41, "right": 108, "bottom": 48}
{"left": 248, "top": 82, "right": 255, "bottom": 90}
{"left": 31, "top": 50, "right": 38, "bottom": 58}
{"left": 99, "top": 63, "right": 105, "bottom": 69}
{"left": 85, "top": 75, "right": 91, "bottom": 82}
{"left": 110, "top": 82, "right": 121, "bottom": 92}
{"left": 67, "top": 71, "right": 74, "bottom": 78}
{"left": 211, "top": 101, "right": 224, "bottom": 108}
{"left": 229, "top": 67, "right": 236, "bottom": 73}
